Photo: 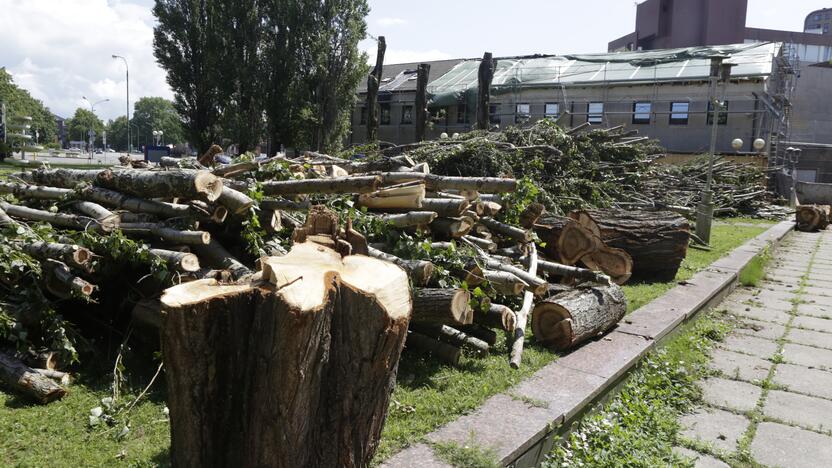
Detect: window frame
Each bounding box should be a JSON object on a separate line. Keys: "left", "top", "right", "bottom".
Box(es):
{"left": 544, "top": 102, "right": 560, "bottom": 119}
{"left": 632, "top": 101, "right": 651, "bottom": 124}
{"left": 587, "top": 102, "right": 604, "bottom": 124}
{"left": 456, "top": 102, "right": 469, "bottom": 124}
{"left": 669, "top": 101, "right": 690, "bottom": 125}
{"left": 515, "top": 103, "right": 531, "bottom": 123}
{"left": 489, "top": 104, "right": 501, "bottom": 125}
{"left": 379, "top": 103, "right": 391, "bottom": 126}
{"left": 707, "top": 100, "right": 728, "bottom": 126}
{"left": 401, "top": 105, "right": 413, "bottom": 125}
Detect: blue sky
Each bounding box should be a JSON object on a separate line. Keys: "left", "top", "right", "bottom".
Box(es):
{"left": 0, "top": 0, "right": 827, "bottom": 121}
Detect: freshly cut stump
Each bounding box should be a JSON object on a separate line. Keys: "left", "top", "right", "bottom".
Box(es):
{"left": 160, "top": 242, "right": 411, "bottom": 468}
{"left": 580, "top": 246, "right": 633, "bottom": 285}
{"left": 531, "top": 283, "right": 626, "bottom": 351}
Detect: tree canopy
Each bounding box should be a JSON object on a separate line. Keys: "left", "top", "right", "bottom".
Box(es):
{"left": 132, "top": 96, "right": 186, "bottom": 147}
{"left": 66, "top": 108, "right": 104, "bottom": 147}
{"left": 0, "top": 68, "right": 57, "bottom": 147}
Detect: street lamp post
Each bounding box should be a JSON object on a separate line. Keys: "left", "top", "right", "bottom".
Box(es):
{"left": 112, "top": 55, "right": 129, "bottom": 153}
{"left": 81, "top": 96, "right": 109, "bottom": 160}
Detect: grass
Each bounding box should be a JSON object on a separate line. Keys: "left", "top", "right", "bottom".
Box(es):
{"left": 622, "top": 223, "right": 768, "bottom": 312}
{"left": 432, "top": 439, "right": 501, "bottom": 468}
{"left": 0, "top": 221, "right": 774, "bottom": 465}
{"left": 739, "top": 247, "right": 772, "bottom": 287}
{"left": 542, "top": 315, "right": 734, "bottom": 467}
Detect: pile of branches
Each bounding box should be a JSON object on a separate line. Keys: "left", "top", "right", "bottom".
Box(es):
{"left": 621, "top": 155, "right": 790, "bottom": 219}
{"left": 0, "top": 149, "right": 637, "bottom": 403}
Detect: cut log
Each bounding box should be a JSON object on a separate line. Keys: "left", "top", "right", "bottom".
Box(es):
{"left": 531, "top": 283, "right": 626, "bottom": 351}
{"left": 72, "top": 201, "right": 119, "bottom": 230}
{"left": 430, "top": 217, "right": 473, "bottom": 239}
{"left": 571, "top": 209, "right": 690, "bottom": 281}
{"left": 411, "top": 288, "right": 472, "bottom": 326}
{"left": 217, "top": 186, "right": 254, "bottom": 214}
{"left": 510, "top": 243, "right": 538, "bottom": 369}
{"left": 459, "top": 324, "right": 498, "bottom": 346}
{"left": 478, "top": 201, "right": 502, "bottom": 217}
{"left": 536, "top": 215, "right": 600, "bottom": 265}
{"left": 22, "top": 168, "right": 101, "bottom": 187}
{"left": 0, "top": 181, "right": 73, "bottom": 200}
{"left": 160, "top": 242, "right": 411, "bottom": 467}
{"left": 409, "top": 323, "right": 489, "bottom": 357}
{"left": 462, "top": 235, "right": 496, "bottom": 252}
{"left": 260, "top": 198, "right": 311, "bottom": 212}
{"left": 22, "top": 242, "right": 92, "bottom": 271}
{"left": 0, "top": 201, "right": 104, "bottom": 232}
{"left": 119, "top": 223, "right": 211, "bottom": 246}
{"left": 149, "top": 249, "right": 201, "bottom": 273}
{"left": 0, "top": 351, "right": 67, "bottom": 404}
{"left": 405, "top": 331, "right": 460, "bottom": 366}
{"left": 33, "top": 368, "right": 71, "bottom": 386}
{"left": 80, "top": 186, "right": 193, "bottom": 219}
{"left": 479, "top": 217, "right": 533, "bottom": 243}
{"left": 96, "top": 169, "right": 223, "bottom": 202}
{"left": 192, "top": 240, "right": 252, "bottom": 280}
{"left": 418, "top": 198, "right": 470, "bottom": 217}
{"left": 262, "top": 175, "right": 381, "bottom": 195}
{"left": 424, "top": 175, "right": 517, "bottom": 193}
{"left": 379, "top": 211, "right": 437, "bottom": 228}
{"left": 519, "top": 203, "right": 545, "bottom": 229}
{"left": 580, "top": 246, "right": 633, "bottom": 285}
{"left": 796, "top": 205, "right": 830, "bottom": 232}
{"left": 212, "top": 160, "right": 259, "bottom": 178}
{"left": 482, "top": 270, "right": 527, "bottom": 296}
{"left": 367, "top": 247, "right": 435, "bottom": 286}
{"left": 358, "top": 182, "right": 425, "bottom": 210}
{"left": 41, "top": 259, "right": 96, "bottom": 299}
{"left": 118, "top": 212, "right": 158, "bottom": 223}
{"left": 537, "top": 258, "right": 611, "bottom": 284}
{"left": 473, "top": 303, "right": 516, "bottom": 332}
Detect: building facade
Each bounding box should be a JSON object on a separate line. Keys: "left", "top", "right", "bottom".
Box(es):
{"left": 804, "top": 8, "right": 832, "bottom": 35}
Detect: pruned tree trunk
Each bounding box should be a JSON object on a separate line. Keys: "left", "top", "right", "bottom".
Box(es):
{"left": 473, "top": 303, "right": 516, "bottom": 332}
{"left": 476, "top": 52, "right": 496, "bottom": 130}
{"left": 479, "top": 217, "right": 533, "bottom": 243}
{"left": 410, "top": 323, "right": 489, "bottom": 357}
{"left": 192, "top": 240, "right": 252, "bottom": 280}
{"left": 571, "top": 209, "right": 690, "bottom": 281}
{"left": 149, "top": 249, "right": 201, "bottom": 273}
{"left": 405, "top": 331, "right": 460, "bottom": 366}
{"left": 415, "top": 63, "right": 430, "bottom": 141}
{"left": 96, "top": 169, "right": 223, "bottom": 201}
{"left": 80, "top": 186, "right": 193, "bottom": 219}
{"left": 0, "top": 351, "right": 67, "bottom": 404}
{"left": 419, "top": 198, "right": 470, "bottom": 217}
{"left": 531, "top": 283, "right": 626, "bottom": 351}
{"left": 160, "top": 242, "right": 411, "bottom": 468}
{"left": 380, "top": 211, "right": 437, "bottom": 228}
{"left": 411, "top": 288, "right": 472, "bottom": 326}
{"left": 366, "top": 36, "right": 386, "bottom": 142}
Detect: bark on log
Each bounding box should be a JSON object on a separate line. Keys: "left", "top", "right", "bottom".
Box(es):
{"left": 571, "top": 209, "right": 690, "bottom": 281}
{"left": 430, "top": 217, "right": 473, "bottom": 239}
{"left": 0, "top": 351, "right": 67, "bottom": 404}
{"left": 479, "top": 217, "right": 533, "bottom": 243}
{"left": 119, "top": 223, "right": 211, "bottom": 246}
{"left": 160, "top": 242, "right": 410, "bottom": 467}
{"left": 472, "top": 303, "right": 516, "bottom": 332}
{"left": 260, "top": 198, "right": 311, "bottom": 212}
{"left": 80, "top": 186, "right": 193, "bottom": 219}
{"left": 537, "top": 258, "right": 611, "bottom": 284}
{"left": 460, "top": 324, "right": 498, "bottom": 346}
{"left": 796, "top": 205, "right": 830, "bottom": 232}
{"left": 367, "top": 247, "right": 435, "bottom": 286}
{"left": 192, "top": 240, "right": 252, "bottom": 280}
{"left": 72, "top": 201, "right": 119, "bottom": 230}
{"left": 531, "top": 283, "right": 626, "bottom": 351}
{"left": 418, "top": 198, "right": 469, "bottom": 217}
{"left": 0, "top": 181, "right": 73, "bottom": 200}
{"left": 409, "top": 323, "right": 489, "bottom": 357}
{"left": 358, "top": 182, "right": 425, "bottom": 210}
{"left": 380, "top": 211, "right": 437, "bottom": 228}
{"left": 0, "top": 201, "right": 104, "bottom": 232}
{"left": 535, "top": 215, "right": 600, "bottom": 265}
{"left": 212, "top": 160, "right": 260, "bottom": 178}
{"left": 476, "top": 52, "right": 496, "bottom": 130}
{"left": 405, "top": 331, "right": 460, "bottom": 366}
{"left": 424, "top": 175, "right": 517, "bottom": 193}
{"left": 510, "top": 243, "right": 538, "bottom": 369}
{"left": 262, "top": 176, "right": 381, "bottom": 195}
{"left": 149, "top": 249, "right": 201, "bottom": 273}
{"left": 22, "top": 168, "right": 102, "bottom": 187}
{"left": 411, "top": 288, "right": 472, "bottom": 326}
{"left": 22, "top": 242, "right": 93, "bottom": 271}
{"left": 482, "top": 270, "right": 527, "bottom": 296}
{"left": 96, "top": 169, "right": 223, "bottom": 202}
{"left": 580, "top": 246, "right": 633, "bottom": 285}
{"left": 217, "top": 186, "right": 254, "bottom": 214}
{"left": 462, "top": 235, "right": 496, "bottom": 252}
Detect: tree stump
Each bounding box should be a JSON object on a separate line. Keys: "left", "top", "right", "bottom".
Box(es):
{"left": 159, "top": 242, "right": 411, "bottom": 467}
{"left": 531, "top": 283, "right": 626, "bottom": 351}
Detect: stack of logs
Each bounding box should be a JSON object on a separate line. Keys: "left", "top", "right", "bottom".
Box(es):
{"left": 795, "top": 205, "right": 831, "bottom": 232}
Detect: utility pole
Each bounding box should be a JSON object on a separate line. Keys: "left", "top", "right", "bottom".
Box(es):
{"left": 695, "top": 57, "right": 732, "bottom": 245}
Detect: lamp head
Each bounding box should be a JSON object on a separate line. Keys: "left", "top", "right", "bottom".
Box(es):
{"left": 731, "top": 138, "right": 743, "bottom": 151}
{"left": 753, "top": 138, "right": 766, "bottom": 151}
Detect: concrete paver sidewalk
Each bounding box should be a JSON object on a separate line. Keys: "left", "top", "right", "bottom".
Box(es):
{"left": 675, "top": 229, "right": 832, "bottom": 467}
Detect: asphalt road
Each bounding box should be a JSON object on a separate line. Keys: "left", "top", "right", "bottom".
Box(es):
{"left": 11, "top": 151, "right": 144, "bottom": 166}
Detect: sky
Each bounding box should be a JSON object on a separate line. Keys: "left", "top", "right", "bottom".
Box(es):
{"left": 0, "top": 0, "right": 827, "bottom": 121}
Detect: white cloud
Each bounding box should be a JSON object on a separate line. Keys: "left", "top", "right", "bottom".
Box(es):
{"left": 0, "top": 0, "right": 172, "bottom": 121}
{"left": 376, "top": 17, "right": 407, "bottom": 27}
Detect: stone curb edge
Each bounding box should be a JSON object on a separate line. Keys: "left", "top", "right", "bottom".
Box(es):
{"left": 382, "top": 220, "right": 795, "bottom": 468}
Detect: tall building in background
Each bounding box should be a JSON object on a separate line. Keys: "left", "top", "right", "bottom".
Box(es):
{"left": 609, "top": 0, "right": 832, "bottom": 183}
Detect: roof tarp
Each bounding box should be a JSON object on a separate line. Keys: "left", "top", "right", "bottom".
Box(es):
{"left": 428, "top": 42, "right": 779, "bottom": 107}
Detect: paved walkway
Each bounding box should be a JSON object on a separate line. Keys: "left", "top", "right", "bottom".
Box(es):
{"left": 674, "top": 229, "right": 832, "bottom": 468}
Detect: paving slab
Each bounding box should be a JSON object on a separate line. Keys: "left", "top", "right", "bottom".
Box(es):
{"left": 721, "top": 301, "right": 791, "bottom": 325}
{"left": 802, "top": 286, "right": 832, "bottom": 298}
{"left": 786, "top": 327, "right": 832, "bottom": 350}
{"left": 672, "top": 447, "right": 730, "bottom": 468}
{"left": 806, "top": 274, "right": 832, "bottom": 285}
{"left": 679, "top": 407, "right": 748, "bottom": 453}
{"left": 555, "top": 331, "right": 653, "bottom": 381}
{"left": 782, "top": 343, "right": 832, "bottom": 371}
{"left": 772, "top": 363, "right": 832, "bottom": 400}
{"left": 709, "top": 348, "right": 771, "bottom": 383}
{"left": 700, "top": 377, "right": 762, "bottom": 413}
{"left": 382, "top": 444, "right": 450, "bottom": 468}
{"left": 792, "top": 315, "right": 832, "bottom": 334}
{"left": 732, "top": 318, "right": 787, "bottom": 341}
{"left": 615, "top": 297, "right": 687, "bottom": 341}
{"left": 763, "top": 389, "right": 832, "bottom": 432}
{"left": 511, "top": 363, "right": 608, "bottom": 422}
{"left": 729, "top": 294, "right": 794, "bottom": 313}
{"left": 757, "top": 281, "right": 799, "bottom": 294}
{"left": 720, "top": 333, "right": 779, "bottom": 358}
{"left": 795, "top": 302, "right": 832, "bottom": 319}
{"left": 765, "top": 273, "right": 805, "bottom": 285}
{"left": 753, "top": 422, "right": 832, "bottom": 468}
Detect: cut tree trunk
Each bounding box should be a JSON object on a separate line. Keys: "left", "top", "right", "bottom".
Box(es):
{"left": 482, "top": 270, "right": 527, "bottom": 296}
{"left": 0, "top": 202, "right": 104, "bottom": 232}
{"left": 580, "top": 246, "right": 633, "bottom": 285}
{"left": 571, "top": 209, "right": 690, "bottom": 281}
{"left": 262, "top": 176, "right": 381, "bottom": 195}
{"left": 379, "top": 211, "right": 437, "bottom": 228}
{"left": 537, "top": 258, "right": 611, "bottom": 284}
{"left": 119, "top": 223, "right": 211, "bottom": 246}
{"left": 192, "top": 240, "right": 252, "bottom": 280}
{"left": 41, "top": 259, "right": 96, "bottom": 299}
{"left": 212, "top": 160, "right": 259, "bottom": 178}
{"left": 405, "top": 331, "right": 460, "bottom": 366}
{"left": 531, "top": 283, "right": 626, "bottom": 351}
{"left": 430, "top": 217, "right": 473, "bottom": 239}
{"left": 22, "top": 168, "right": 102, "bottom": 188}
{"left": 358, "top": 182, "right": 425, "bottom": 210}
{"left": 72, "top": 201, "right": 119, "bottom": 231}
{"left": 0, "top": 351, "right": 67, "bottom": 404}
{"left": 96, "top": 169, "right": 223, "bottom": 202}
{"left": 411, "top": 288, "right": 472, "bottom": 327}
{"left": 22, "top": 242, "right": 93, "bottom": 271}
{"left": 149, "top": 249, "right": 201, "bottom": 273}
{"left": 535, "top": 215, "right": 600, "bottom": 265}
{"left": 472, "top": 303, "right": 516, "bottom": 332}
{"left": 80, "top": 186, "right": 193, "bottom": 219}
{"left": 418, "top": 198, "right": 470, "bottom": 217}
{"left": 409, "top": 323, "right": 489, "bottom": 357}
{"left": 160, "top": 242, "right": 411, "bottom": 468}
{"left": 479, "top": 217, "right": 533, "bottom": 243}
{"left": 367, "top": 247, "right": 435, "bottom": 286}
{"left": 796, "top": 205, "right": 830, "bottom": 232}
{"left": 217, "top": 186, "right": 254, "bottom": 214}
{"left": 0, "top": 181, "right": 73, "bottom": 200}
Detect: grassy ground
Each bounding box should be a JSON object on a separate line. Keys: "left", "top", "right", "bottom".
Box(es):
{"left": 0, "top": 220, "right": 773, "bottom": 466}
{"left": 542, "top": 314, "right": 735, "bottom": 467}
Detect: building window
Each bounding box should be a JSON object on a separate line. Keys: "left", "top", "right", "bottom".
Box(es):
{"left": 457, "top": 103, "right": 468, "bottom": 124}
{"left": 669, "top": 102, "right": 690, "bottom": 125}
{"left": 359, "top": 107, "right": 367, "bottom": 125}
{"left": 401, "top": 105, "right": 413, "bottom": 124}
{"left": 632, "top": 102, "right": 651, "bottom": 124}
{"left": 544, "top": 103, "right": 560, "bottom": 119}
{"left": 587, "top": 102, "right": 603, "bottom": 124}
{"left": 380, "top": 104, "right": 391, "bottom": 125}
{"left": 489, "top": 104, "right": 501, "bottom": 125}
{"left": 707, "top": 100, "right": 728, "bottom": 125}
{"left": 515, "top": 103, "right": 530, "bottom": 123}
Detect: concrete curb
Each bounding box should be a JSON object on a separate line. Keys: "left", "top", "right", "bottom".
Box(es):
{"left": 382, "top": 220, "right": 794, "bottom": 468}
